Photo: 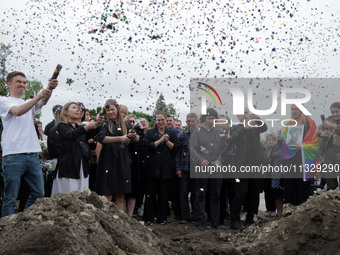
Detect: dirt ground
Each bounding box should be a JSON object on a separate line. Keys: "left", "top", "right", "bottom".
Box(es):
{"left": 0, "top": 188, "right": 339, "bottom": 255}
{"left": 136, "top": 213, "right": 248, "bottom": 254}
{"left": 137, "top": 188, "right": 340, "bottom": 255}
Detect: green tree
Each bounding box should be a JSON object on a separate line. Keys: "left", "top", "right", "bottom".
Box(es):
{"left": 24, "top": 80, "right": 43, "bottom": 100}
{"left": 0, "top": 43, "right": 12, "bottom": 96}
{"left": 152, "top": 94, "right": 177, "bottom": 118}
{"left": 133, "top": 111, "right": 154, "bottom": 127}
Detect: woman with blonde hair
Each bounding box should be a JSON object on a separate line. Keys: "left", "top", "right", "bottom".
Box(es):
{"left": 95, "top": 99, "right": 139, "bottom": 210}
{"left": 51, "top": 102, "right": 102, "bottom": 196}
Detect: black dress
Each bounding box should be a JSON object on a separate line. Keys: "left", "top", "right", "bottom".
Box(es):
{"left": 95, "top": 121, "right": 132, "bottom": 195}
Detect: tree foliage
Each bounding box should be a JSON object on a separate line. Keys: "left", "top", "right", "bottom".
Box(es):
{"left": 152, "top": 94, "right": 177, "bottom": 118}
{"left": 0, "top": 44, "right": 43, "bottom": 119}
{"left": 132, "top": 111, "right": 154, "bottom": 127}
{"left": 0, "top": 43, "right": 12, "bottom": 97}
{"left": 24, "top": 80, "right": 43, "bottom": 100}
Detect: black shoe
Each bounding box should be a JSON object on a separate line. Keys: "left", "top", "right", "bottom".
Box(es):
{"left": 211, "top": 222, "right": 223, "bottom": 229}
{"left": 197, "top": 223, "right": 206, "bottom": 231}
{"left": 230, "top": 220, "right": 241, "bottom": 230}
{"left": 244, "top": 219, "right": 254, "bottom": 227}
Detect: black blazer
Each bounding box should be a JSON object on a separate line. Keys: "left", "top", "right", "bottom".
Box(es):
{"left": 230, "top": 120, "right": 267, "bottom": 167}
{"left": 56, "top": 123, "right": 97, "bottom": 179}
{"left": 144, "top": 127, "right": 178, "bottom": 179}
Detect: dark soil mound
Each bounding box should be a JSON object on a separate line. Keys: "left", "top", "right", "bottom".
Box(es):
{"left": 1, "top": 188, "right": 339, "bottom": 255}
{"left": 231, "top": 188, "right": 340, "bottom": 255}
{"left": 0, "top": 189, "right": 188, "bottom": 255}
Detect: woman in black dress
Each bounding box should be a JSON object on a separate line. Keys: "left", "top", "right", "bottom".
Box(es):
{"left": 95, "top": 99, "right": 138, "bottom": 210}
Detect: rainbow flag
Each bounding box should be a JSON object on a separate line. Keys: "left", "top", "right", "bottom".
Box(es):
{"left": 281, "top": 117, "right": 319, "bottom": 181}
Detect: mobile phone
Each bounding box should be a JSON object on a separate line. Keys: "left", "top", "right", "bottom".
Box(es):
{"left": 320, "top": 114, "right": 326, "bottom": 122}
{"left": 51, "top": 64, "right": 62, "bottom": 79}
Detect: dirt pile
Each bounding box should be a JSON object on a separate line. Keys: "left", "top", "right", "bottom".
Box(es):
{"left": 0, "top": 189, "right": 187, "bottom": 255}
{"left": 0, "top": 188, "right": 339, "bottom": 255}
{"left": 231, "top": 188, "right": 340, "bottom": 255}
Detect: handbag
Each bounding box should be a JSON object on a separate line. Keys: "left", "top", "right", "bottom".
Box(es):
{"left": 79, "top": 141, "right": 92, "bottom": 161}
{"left": 333, "top": 133, "right": 340, "bottom": 147}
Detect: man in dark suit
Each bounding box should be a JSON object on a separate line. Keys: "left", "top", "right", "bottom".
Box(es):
{"left": 190, "top": 108, "right": 226, "bottom": 230}
{"left": 230, "top": 108, "right": 267, "bottom": 230}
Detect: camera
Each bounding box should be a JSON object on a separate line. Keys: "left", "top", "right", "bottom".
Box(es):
{"left": 129, "top": 123, "right": 144, "bottom": 136}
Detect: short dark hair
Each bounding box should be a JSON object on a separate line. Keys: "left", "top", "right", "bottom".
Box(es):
{"left": 203, "top": 108, "right": 218, "bottom": 119}
{"left": 6, "top": 71, "right": 26, "bottom": 83}
{"left": 187, "top": 112, "right": 198, "bottom": 120}
{"left": 330, "top": 102, "right": 340, "bottom": 110}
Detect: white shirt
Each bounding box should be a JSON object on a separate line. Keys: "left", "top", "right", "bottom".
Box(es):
{"left": 0, "top": 96, "right": 42, "bottom": 156}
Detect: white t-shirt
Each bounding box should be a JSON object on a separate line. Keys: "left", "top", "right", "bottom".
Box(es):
{"left": 0, "top": 96, "right": 42, "bottom": 156}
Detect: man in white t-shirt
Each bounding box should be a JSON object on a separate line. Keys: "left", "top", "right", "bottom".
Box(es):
{"left": 0, "top": 71, "right": 58, "bottom": 217}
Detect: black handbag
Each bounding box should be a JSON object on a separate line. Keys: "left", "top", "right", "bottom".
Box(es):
{"left": 79, "top": 141, "right": 91, "bottom": 161}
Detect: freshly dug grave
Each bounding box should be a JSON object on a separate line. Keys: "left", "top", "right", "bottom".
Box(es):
{"left": 0, "top": 189, "right": 188, "bottom": 255}
{"left": 230, "top": 188, "right": 340, "bottom": 255}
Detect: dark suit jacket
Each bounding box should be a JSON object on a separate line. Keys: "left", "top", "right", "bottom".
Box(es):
{"left": 144, "top": 127, "right": 178, "bottom": 179}
{"left": 230, "top": 120, "right": 267, "bottom": 167}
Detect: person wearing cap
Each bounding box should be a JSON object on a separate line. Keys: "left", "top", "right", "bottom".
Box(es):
{"left": 190, "top": 108, "right": 226, "bottom": 230}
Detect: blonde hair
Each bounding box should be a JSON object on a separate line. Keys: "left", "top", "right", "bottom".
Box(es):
{"left": 104, "top": 99, "right": 127, "bottom": 135}
{"left": 124, "top": 114, "right": 137, "bottom": 122}
{"left": 287, "top": 105, "right": 307, "bottom": 126}
{"left": 60, "top": 102, "right": 78, "bottom": 124}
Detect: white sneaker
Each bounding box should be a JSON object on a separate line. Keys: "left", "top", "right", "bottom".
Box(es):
{"left": 263, "top": 211, "right": 271, "bottom": 217}
{"left": 240, "top": 212, "right": 247, "bottom": 221}
{"left": 270, "top": 211, "right": 277, "bottom": 217}
{"left": 137, "top": 205, "right": 144, "bottom": 217}
{"left": 253, "top": 214, "right": 258, "bottom": 222}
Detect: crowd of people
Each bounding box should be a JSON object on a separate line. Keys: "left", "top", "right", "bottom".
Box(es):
{"left": 0, "top": 71, "right": 339, "bottom": 232}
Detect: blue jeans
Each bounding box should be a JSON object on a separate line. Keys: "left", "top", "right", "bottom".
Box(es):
{"left": 2, "top": 153, "right": 44, "bottom": 217}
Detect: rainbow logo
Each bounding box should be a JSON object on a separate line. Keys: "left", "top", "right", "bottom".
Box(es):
{"left": 197, "top": 82, "right": 223, "bottom": 106}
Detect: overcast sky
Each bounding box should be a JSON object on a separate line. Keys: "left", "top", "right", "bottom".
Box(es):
{"left": 1, "top": 0, "right": 339, "bottom": 127}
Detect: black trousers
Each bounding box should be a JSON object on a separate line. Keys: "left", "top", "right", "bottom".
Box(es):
{"left": 143, "top": 177, "right": 172, "bottom": 222}
{"left": 179, "top": 172, "right": 191, "bottom": 221}
{"left": 190, "top": 178, "right": 198, "bottom": 221}
{"left": 219, "top": 180, "right": 235, "bottom": 224}
{"left": 172, "top": 175, "right": 181, "bottom": 219}
{"left": 195, "top": 178, "right": 222, "bottom": 226}
{"left": 324, "top": 146, "right": 340, "bottom": 190}
{"left": 231, "top": 178, "right": 262, "bottom": 222}
{"left": 264, "top": 178, "right": 276, "bottom": 211}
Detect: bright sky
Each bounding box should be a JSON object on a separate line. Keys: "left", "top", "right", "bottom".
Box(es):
{"left": 1, "top": 0, "right": 339, "bottom": 127}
